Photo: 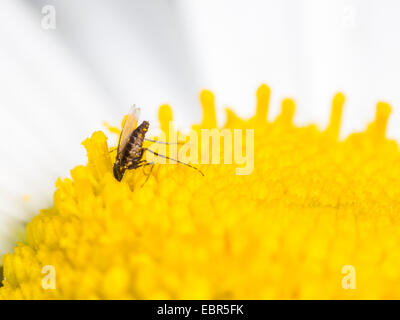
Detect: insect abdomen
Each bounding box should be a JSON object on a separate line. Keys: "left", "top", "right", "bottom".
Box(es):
{"left": 122, "top": 121, "right": 149, "bottom": 162}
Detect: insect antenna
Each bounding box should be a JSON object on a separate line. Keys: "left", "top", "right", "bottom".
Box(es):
{"left": 143, "top": 148, "right": 204, "bottom": 176}
{"left": 144, "top": 138, "right": 185, "bottom": 145}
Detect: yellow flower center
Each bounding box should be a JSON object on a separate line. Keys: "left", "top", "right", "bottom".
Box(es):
{"left": 1, "top": 85, "right": 399, "bottom": 299}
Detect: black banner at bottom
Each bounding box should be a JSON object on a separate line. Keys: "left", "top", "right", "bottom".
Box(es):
{"left": 0, "top": 299, "right": 388, "bottom": 318}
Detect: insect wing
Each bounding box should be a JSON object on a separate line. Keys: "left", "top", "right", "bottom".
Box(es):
{"left": 117, "top": 105, "right": 140, "bottom": 154}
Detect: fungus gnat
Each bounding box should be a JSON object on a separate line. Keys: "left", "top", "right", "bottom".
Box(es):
{"left": 113, "top": 105, "right": 204, "bottom": 183}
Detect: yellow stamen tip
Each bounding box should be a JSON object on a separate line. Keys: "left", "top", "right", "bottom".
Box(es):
{"left": 255, "top": 84, "right": 270, "bottom": 122}
{"left": 199, "top": 90, "right": 217, "bottom": 128}
{"left": 158, "top": 104, "right": 173, "bottom": 133}
{"left": 326, "top": 92, "right": 345, "bottom": 139}
{"left": 373, "top": 101, "right": 392, "bottom": 139}
{"left": 280, "top": 98, "right": 295, "bottom": 124}
{"left": 376, "top": 101, "right": 391, "bottom": 119}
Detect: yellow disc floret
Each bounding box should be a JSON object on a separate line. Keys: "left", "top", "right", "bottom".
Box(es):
{"left": 2, "top": 84, "right": 400, "bottom": 299}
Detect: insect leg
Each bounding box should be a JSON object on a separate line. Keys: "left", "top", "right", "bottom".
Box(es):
{"left": 140, "top": 162, "right": 155, "bottom": 187}
{"left": 143, "top": 148, "right": 204, "bottom": 176}
{"left": 125, "top": 160, "right": 155, "bottom": 187}
{"left": 127, "top": 159, "right": 146, "bottom": 170}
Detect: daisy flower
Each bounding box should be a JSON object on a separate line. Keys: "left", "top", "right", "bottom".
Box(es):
{"left": 2, "top": 0, "right": 400, "bottom": 300}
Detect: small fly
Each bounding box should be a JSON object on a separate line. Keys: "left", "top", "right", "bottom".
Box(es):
{"left": 113, "top": 105, "right": 204, "bottom": 182}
